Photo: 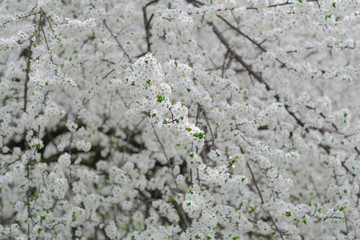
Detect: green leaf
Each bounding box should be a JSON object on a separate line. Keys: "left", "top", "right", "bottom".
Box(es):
{"left": 72, "top": 212, "right": 77, "bottom": 222}
{"left": 32, "top": 144, "right": 41, "bottom": 150}
{"left": 194, "top": 132, "right": 204, "bottom": 139}
{"left": 157, "top": 95, "right": 165, "bottom": 102}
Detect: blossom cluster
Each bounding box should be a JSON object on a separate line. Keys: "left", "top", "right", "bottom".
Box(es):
{"left": 1, "top": 0, "right": 360, "bottom": 239}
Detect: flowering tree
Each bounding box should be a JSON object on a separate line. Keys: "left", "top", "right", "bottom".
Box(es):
{"left": 1, "top": 0, "right": 360, "bottom": 239}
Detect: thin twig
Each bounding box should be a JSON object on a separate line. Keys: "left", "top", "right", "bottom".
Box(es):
{"left": 103, "top": 20, "right": 132, "bottom": 63}
{"left": 151, "top": 123, "right": 179, "bottom": 190}
{"left": 247, "top": 162, "right": 285, "bottom": 240}
{"left": 142, "top": 0, "right": 158, "bottom": 52}
{"left": 120, "top": 118, "right": 146, "bottom": 163}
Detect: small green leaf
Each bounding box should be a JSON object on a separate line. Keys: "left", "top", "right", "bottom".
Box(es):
{"left": 72, "top": 212, "right": 76, "bottom": 222}
{"left": 157, "top": 95, "right": 165, "bottom": 102}
{"left": 32, "top": 144, "right": 41, "bottom": 150}
{"left": 195, "top": 132, "right": 204, "bottom": 139}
